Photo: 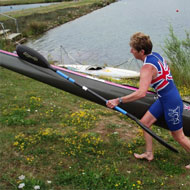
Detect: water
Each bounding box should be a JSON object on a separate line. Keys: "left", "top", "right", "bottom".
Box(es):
{"left": 0, "top": 3, "right": 57, "bottom": 13}
{"left": 26, "top": 0, "right": 190, "bottom": 70}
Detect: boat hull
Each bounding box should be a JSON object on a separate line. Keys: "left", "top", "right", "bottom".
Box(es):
{"left": 1, "top": 50, "right": 190, "bottom": 136}
{"left": 58, "top": 64, "right": 140, "bottom": 79}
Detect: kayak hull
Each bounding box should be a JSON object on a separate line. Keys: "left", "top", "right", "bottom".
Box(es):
{"left": 1, "top": 50, "right": 190, "bottom": 136}
{"left": 58, "top": 64, "right": 140, "bottom": 79}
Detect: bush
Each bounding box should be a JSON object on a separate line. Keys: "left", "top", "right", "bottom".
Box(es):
{"left": 27, "top": 21, "right": 47, "bottom": 35}
{"left": 0, "top": 39, "right": 15, "bottom": 51}
{"left": 163, "top": 26, "right": 190, "bottom": 87}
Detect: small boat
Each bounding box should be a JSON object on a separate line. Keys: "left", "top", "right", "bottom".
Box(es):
{"left": 0, "top": 49, "right": 190, "bottom": 136}
{"left": 58, "top": 64, "right": 140, "bottom": 79}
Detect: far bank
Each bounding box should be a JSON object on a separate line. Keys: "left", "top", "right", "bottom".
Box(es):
{"left": 0, "top": 0, "right": 116, "bottom": 51}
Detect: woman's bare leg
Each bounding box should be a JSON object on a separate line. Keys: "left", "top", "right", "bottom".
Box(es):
{"left": 134, "top": 111, "right": 157, "bottom": 161}
{"left": 171, "top": 128, "right": 190, "bottom": 169}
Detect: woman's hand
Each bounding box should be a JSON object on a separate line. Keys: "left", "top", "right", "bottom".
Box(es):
{"left": 106, "top": 98, "right": 119, "bottom": 109}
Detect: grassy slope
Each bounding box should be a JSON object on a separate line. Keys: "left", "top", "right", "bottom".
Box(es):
{"left": 0, "top": 0, "right": 110, "bottom": 19}
{"left": 1, "top": 67, "right": 190, "bottom": 190}
{"left": 1, "top": 0, "right": 67, "bottom": 6}
{"left": 1, "top": 0, "right": 190, "bottom": 189}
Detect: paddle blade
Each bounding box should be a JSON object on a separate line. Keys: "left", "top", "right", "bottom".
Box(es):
{"left": 16, "top": 45, "right": 50, "bottom": 68}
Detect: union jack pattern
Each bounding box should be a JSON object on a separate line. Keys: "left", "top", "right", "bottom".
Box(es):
{"left": 151, "top": 59, "right": 173, "bottom": 91}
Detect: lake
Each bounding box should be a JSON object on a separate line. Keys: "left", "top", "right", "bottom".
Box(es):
{"left": 26, "top": 0, "right": 190, "bottom": 70}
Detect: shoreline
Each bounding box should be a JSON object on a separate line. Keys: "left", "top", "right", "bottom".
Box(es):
{"left": 0, "top": 0, "right": 64, "bottom": 6}
{"left": 0, "top": 0, "right": 116, "bottom": 51}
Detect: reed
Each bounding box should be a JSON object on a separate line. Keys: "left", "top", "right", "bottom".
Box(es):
{"left": 163, "top": 26, "right": 190, "bottom": 87}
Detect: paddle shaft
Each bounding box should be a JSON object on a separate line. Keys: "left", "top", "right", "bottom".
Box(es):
{"left": 56, "top": 70, "right": 178, "bottom": 153}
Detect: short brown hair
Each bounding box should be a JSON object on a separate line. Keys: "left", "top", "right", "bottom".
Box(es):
{"left": 129, "top": 32, "right": 153, "bottom": 55}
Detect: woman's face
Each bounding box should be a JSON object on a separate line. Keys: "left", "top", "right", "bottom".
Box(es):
{"left": 130, "top": 47, "right": 145, "bottom": 61}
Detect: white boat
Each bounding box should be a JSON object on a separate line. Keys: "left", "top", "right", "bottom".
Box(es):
{"left": 58, "top": 64, "right": 140, "bottom": 79}
{"left": 58, "top": 45, "right": 140, "bottom": 79}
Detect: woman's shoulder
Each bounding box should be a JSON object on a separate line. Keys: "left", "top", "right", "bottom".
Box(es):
{"left": 146, "top": 52, "right": 163, "bottom": 63}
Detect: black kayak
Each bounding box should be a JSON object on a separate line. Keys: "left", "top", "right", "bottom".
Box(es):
{"left": 1, "top": 49, "right": 190, "bottom": 136}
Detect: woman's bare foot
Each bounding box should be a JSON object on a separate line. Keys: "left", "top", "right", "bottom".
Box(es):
{"left": 134, "top": 152, "right": 154, "bottom": 162}
{"left": 185, "top": 164, "right": 190, "bottom": 169}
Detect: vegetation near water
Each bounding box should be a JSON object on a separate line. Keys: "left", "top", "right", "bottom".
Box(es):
{"left": 1, "top": 1, "right": 190, "bottom": 190}
{"left": 163, "top": 26, "right": 190, "bottom": 89}
{"left": 0, "top": 0, "right": 115, "bottom": 51}
{"left": 0, "top": 0, "right": 68, "bottom": 6}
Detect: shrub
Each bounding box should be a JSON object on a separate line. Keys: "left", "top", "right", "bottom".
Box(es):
{"left": 27, "top": 21, "right": 47, "bottom": 35}
{"left": 163, "top": 26, "right": 190, "bottom": 87}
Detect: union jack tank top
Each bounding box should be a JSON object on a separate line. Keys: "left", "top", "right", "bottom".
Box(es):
{"left": 144, "top": 52, "right": 175, "bottom": 96}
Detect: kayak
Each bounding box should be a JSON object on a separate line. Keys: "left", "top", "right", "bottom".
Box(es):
{"left": 58, "top": 64, "right": 140, "bottom": 79}
{"left": 1, "top": 49, "right": 190, "bottom": 136}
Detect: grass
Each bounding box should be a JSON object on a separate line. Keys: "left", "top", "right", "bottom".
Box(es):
{"left": 0, "top": 0, "right": 108, "bottom": 18}
{"left": 1, "top": 66, "right": 190, "bottom": 190}
{"left": 0, "top": 0, "right": 63, "bottom": 6}
{"left": 1, "top": 1, "right": 190, "bottom": 189}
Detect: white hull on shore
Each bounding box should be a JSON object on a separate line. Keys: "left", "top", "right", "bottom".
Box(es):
{"left": 58, "top": 64, "right": 140, "bottom": 79}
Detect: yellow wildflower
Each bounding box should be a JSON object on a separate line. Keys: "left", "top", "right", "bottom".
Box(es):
{"left": 13, "top": 141, "right": 19, "bottom": 146}
{"left": 137, "top": 180, "right": 141, "bottom": 185}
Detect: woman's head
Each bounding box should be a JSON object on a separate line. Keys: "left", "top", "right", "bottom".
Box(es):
{"left": 129, "top": 32, "right": 153, "bottom": 55}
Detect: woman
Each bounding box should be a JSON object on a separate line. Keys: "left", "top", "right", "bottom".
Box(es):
{"left": 106, "top": 32, "right": 190, "bottom": 169}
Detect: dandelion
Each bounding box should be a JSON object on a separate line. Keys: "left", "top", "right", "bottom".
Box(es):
{"left": 13, "top": 141, "right": 19, "bottom": 146}
{"left": 137, "top": 180, "right": 141, "bottom": 185}
{"left": 18, "top": 175, "right": 25, "bottom": 180}
{"left": 18, "top": 183, "right": 25, "bottom": 189}
{"left": 34, "top": 185, "right": 40, "bottom": 190}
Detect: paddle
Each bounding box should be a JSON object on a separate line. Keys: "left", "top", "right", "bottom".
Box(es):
{"left": 16, "top": 44, "right": 178, "bottom": 153}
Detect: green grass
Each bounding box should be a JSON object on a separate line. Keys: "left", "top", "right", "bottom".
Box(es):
{"left": 1, "top": 2, "right": 190, "bottom": 188}
{"left": 1, "top": 66, "right": 190, "bottom": 190}
{"left": 0, "top": 0, "right": 114, "bottom": 22}
{"left": 0, "top": 0, "right": 63, "bottom": 6}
